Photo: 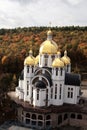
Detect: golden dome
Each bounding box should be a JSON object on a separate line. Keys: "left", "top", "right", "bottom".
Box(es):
{"left": 47, "top": 29, "right": 52, "bottom": 35}
{"left": 61, "top": 56, "right": 70, "bottom": 65}
{"left": 61, "top": 50, "right": 71, "bottom": 65}
{"left": 35, "top": 55, "right": 39, "bottom": 65}
{"left": 24, "top": 56, "right": 35, "bottom": 65}
{"left": 24, "top": 50, "right": 35, "bottom": 66}
{"left": 52, "top": 58, "right": 64, "bottom": 68}
{"left": 40, "top": 40, "right": 57, "bottom": 54}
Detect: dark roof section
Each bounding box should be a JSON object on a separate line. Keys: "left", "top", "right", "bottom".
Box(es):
{"left": 42, "top": 73, "right": 52, "bottom": 86}
{"left": 42, "top": 67, "right": 52, "bottom": 73}
{"left": 65, "top": 73, "right": 81, "bottom": 86}
{"left": 19, "top": 70, "right": 24, "bottom": 80}
{"left": 35, "top": 80, "right": 46, "bottom": 89}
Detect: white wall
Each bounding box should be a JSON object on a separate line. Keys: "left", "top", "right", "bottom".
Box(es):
{"left": 64, "top": 85, "right": 79, "bottom": 104}
{"left": 33, "top": 88, "right": 46, "bottom": 107}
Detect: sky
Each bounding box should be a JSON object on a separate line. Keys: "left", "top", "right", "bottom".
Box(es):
{"left": 0, "top": 0, "right": 87, "bottom": 28}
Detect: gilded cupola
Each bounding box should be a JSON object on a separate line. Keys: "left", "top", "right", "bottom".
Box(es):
{"left": 24, "top": 50, "right": 35, "bottom": 65}
{"left": 61, "top": 50, "right": 71, "bottom": 65}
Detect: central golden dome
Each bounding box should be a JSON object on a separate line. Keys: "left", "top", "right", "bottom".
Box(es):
{"left": 39, "top": 29, "right": 58, "bottom": 54}
{"left": 40, "top": 40, "right": 57, "bottom": 54}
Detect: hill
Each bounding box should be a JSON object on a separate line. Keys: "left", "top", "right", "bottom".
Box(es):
{"left": 0, "top": 26, "right": 87, "bottom": 74}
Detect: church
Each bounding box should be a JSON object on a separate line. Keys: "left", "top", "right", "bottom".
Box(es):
{"left": 9, "top": 29, "right": 85, "bottom": 129}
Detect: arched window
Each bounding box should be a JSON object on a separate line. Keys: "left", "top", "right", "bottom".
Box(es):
{"left": 38, "top": 115, "right": 43, "bottom": 120}
{"left": 60, "top": 68, "right": 63, "bottom": 76}
{"left": 55, "top": 86, "right": 57, "bottom": 99}
{"left": 64, "top": 114, "right": 68, "bottom": 120}
{"left": 37, "top": 89, "right": 39, "bottom": 100}
{"left": 56, "top": 68, "right": 58, "bottom": 76}
{"left": 27, "top": 65, "right": 29, "bottom": 73}
{"left": 44, "top": 54, "right": 48, "bottom": 66}
{"left": 71, "top": 113, "right": 75, "bottom": 119}
{"left": 26, "top": 113, "right": 30, "bottom": 118}
{"left": 46, "top": 115, "right": 51, "bottom": 120}
{"left": 58, "top": 115, "right": 62, "bottom": 125}
{"left": 77, "top": 114, "right": 82, "bottom": 119}
{"left": 32, "top": 114, "right": 36, "bottom": 119}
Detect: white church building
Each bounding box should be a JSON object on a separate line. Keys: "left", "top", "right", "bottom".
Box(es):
{"left": 9, "top": 29, "right": 83, "bottom": 129}
{"left": 16, "top": 29, "right": 80, "bottom": 106}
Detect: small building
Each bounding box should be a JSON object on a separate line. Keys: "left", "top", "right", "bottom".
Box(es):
{"left": 8, "top": 29, "right": 87, "bottom": 129}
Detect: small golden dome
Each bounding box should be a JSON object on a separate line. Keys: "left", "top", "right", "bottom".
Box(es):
{"left": 24, "top": 56, "right": 35, "bottom": 65}
{"left": 35, "top": 55, "right": 39, "bottom": 65}
{"left": 52, "top": 58, "right": 64, "bottom": 68}
{"left": 61, "top": 57, "right": 70, "bottom": 65}
{"left": 29, "top": 49, "right": 33, "bottom": 54}
{"left": 61, "top": 50, "right": 71, "bottom": 65}
{"left": 24, "top": 50, "right": 35, "bottom": 65}
{"left": 47, "top": 29, "right": 52, "bottom": 35}
{"left": 40, "top": 40, "right": 57, "bottom": 54}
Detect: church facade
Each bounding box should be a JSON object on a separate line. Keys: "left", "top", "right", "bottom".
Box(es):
{"left": 9, "top": 29, "right": 87, "bottom": 129}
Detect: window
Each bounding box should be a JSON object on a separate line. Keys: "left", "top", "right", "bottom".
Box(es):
{"left": 40, "top": 55, "right": 42, "bottom": 65}
{"left": 56, "top": 68, "right": 58, "bottom": 76}
{"left": 27, "top": 81, "right": 29, "bottom": 95}
{"left": 51, "top": 55, "right": 55, "bottom": 61}
{"left": 77, "top": 114, "right": 82, "bottom": 119}
{"left": 31, "top": 87, "right": 33, "bottom": 104}
{"left": 32, "top": 67, "right": 34, "bottom": 73}
{"left": 60, "top": 68, "right": 63, "bottom": 76}
{"left": 51, "top": 88, "right": 53, "bottom": 99}
{"left": 58, "top": 115, "right": 62, "bottom": 125}
{"left": 59, "top": 85, "right": 62, "bottom": 99}
{"left": 71, "top": 114, "right": 75, "bottom": 119}
{"left": 38, "top": 121, "right": 43, "bottom": 126}
{"left": 37, "top": 89, "right": 39, "bottom": 100}
{"left": 26, "top": 119, "right": 30, "bottom": 124}
{"left": 55, "top": 86, "right": 57, "bottom": 99}
{"left": 38, "top": 115, "right": 43, "bottom": 120}
{"left": 26, "top": 113, "right": 30, "bottom": 118}
{"left": 67, "top": 87, "right": 73, "bottom": 98}
{"left": 32, "top": 114, "right": 36, "bottom": 119}
{"left": 44, "top": 54, "right": 48, "bottom": 66}
{"left": 64, "top": 114, "right": 68, "bottom": 120}
{"left": 27, "top": 66, "right": 29, "bottom": 73}
{"left": 46, "top": 115, "right": 51, "bottom": 120}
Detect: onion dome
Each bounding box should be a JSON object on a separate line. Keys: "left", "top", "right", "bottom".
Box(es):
{"left": 47, "top": 29, "right": 52, "bottom": 36}
{"left": 61, "top": 50, "right": 71, "bottom": 65}
{"left": 39, "top": 29, "right": 58, "bottom": 54}
{"left": 40, "top": 41, "right": 57, "bottom": 54}
{"left": 52, "top": 52, "right": 64, "bottom": 68}
{"left": 24, "top": 50, "right": 35, "bottom": 65}
{"left": 35, "top": 55, "right": 39, "bottom": 65}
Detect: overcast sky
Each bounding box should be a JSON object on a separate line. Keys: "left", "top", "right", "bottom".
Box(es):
{"left": 0, "top": 0, "right": 87, "bottom": 28}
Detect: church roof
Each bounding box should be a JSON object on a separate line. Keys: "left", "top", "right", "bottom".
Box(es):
{"left": 35, "top": 80, "right": 46, "bottom": 89}
{"left": 42, "top": 73, "right": 52, "bottom": 86}
{"left": 65, "top": 73, "right": 81, "bottom": 86}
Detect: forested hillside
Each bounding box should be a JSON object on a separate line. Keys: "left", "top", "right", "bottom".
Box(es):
{"left": 0, "top": 26, "right": 87, "bottom": 74}
{"left": 0, "top": 26, "right": 87, "bottom": 123}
